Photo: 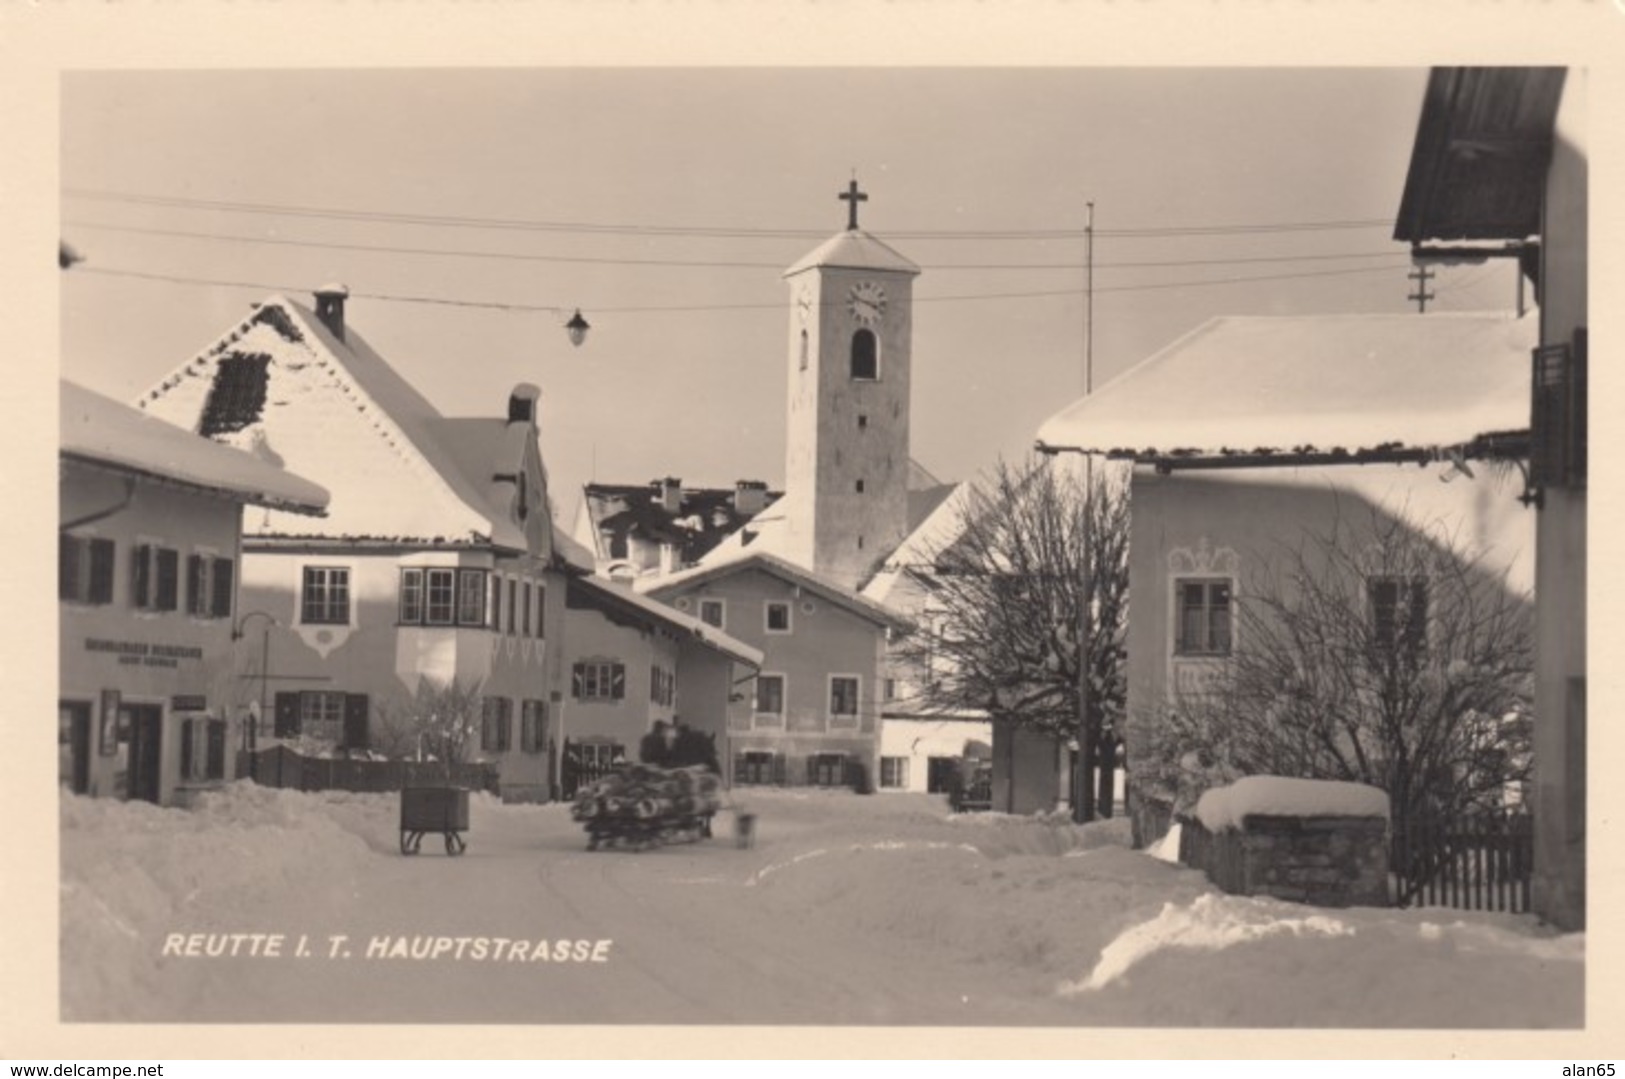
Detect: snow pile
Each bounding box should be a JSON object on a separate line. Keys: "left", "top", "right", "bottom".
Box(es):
{"left": 1195, "top": 775, "right": 1389, "bottom": 832}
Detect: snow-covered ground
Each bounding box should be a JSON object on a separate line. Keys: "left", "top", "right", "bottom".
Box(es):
{"left": 59, "top": 784, "right": 1582, "bottom": 1027}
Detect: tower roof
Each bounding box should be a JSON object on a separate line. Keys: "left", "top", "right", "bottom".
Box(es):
{"left": 784, "top": 229, "right": 921, "bottom": 278}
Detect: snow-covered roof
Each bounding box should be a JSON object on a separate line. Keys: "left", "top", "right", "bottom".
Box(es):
{"left": 784, "top": 229, "right": 922, "bottom": 278}
{"left": 567, "top": 576, "right": 764, "bottom": 668}
{"left": 1195, "top": 776, "right": 1390, "bottom": 831}
{"left": 1035, "top": 313, "right": 1538, "bottom": 466}
{"left": 136, "top": 294, "right": 561, "bottom": 554}
{"left": 637, "top": 549, "right": 910, "bottom": 632}
{"left": 60, "top": 380, "right": 329, "bottom": 515}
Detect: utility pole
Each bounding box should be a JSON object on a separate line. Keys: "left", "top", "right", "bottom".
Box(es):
{"left": 1075, "top": 201, "right": 1098, "bottom": 824}
{"left": 1408, "top": 263, "right": 1435, "bottom": 313}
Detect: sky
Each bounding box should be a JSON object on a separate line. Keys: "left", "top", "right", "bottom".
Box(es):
{"left": 59, "top": 67, "right": 1524, "bottom": 519}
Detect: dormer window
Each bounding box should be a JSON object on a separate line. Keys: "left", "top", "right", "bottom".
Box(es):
{"left": 850, "top": 330, "right": 878, "bottom": 381}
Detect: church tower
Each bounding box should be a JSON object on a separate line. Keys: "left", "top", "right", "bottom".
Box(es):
{"left": 780, "top": 181, "right": 921, "bottom": 591}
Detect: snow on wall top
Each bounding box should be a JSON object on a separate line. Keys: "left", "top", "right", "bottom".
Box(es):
{"left": 136, "top": 296, "right": 540, "bottom": 550}
{"left": 61, "top": 380, "right": 329, "bottom": 515}
{"left": 783, "top": 229, "right": 921, "bottom": 278}
{"left": 1195, "top": 776, "right": 1390, "bottom": 832}
{"left": 1036, "top": 313, "right": 1538, "bottom": 461}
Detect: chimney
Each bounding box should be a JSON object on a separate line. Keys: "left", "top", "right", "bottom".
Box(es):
{"left": 651, "top": 477, "right": 682, "bottom": 515}
{"left": 313, "top": 283, "right": 349, "bottom": 342}
{"left": 508, "top": 383, "right": 542, "bottom": 425}
{"left": 733, "top": 479, "right": 768, "bottom": 517}
{"left": 658, "top": 542, "right": 681, "bottom": 576}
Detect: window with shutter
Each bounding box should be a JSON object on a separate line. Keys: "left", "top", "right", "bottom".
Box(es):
{"left": 60, "top": 534, "right": 82, "bottom": 601}
{"left": 187, "top": 555, "right": 207, "bottom": 616}
{"left": 458, "top": 569, "right": 487, "bottom": 626}
{"left": 535, "top": 584, "right": 546, "bottom": 640}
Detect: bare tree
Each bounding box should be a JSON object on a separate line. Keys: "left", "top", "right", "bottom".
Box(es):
{"left": 1143, "top": 506, "right": 1534, "bottom": 826}
{"left": 372, "top": 676, "right": 487, "bottom": 777}
{"left": 893, "top": 456, "right": 1129, "bottom": 819}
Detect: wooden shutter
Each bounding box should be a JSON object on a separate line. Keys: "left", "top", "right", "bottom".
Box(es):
{"left": 206, "top": 720, "right": 227, "bottom": 779}
{"left": 180, "top": 718, "right": 195, "bottom": 779}
{"left": 89, "top": 539, "right": 115, "bottom": 604}
{"left": 59, "top": 534, "right": 81, "bottom": 600}
{"left": 610, "top": 665, "right": 626, "bottom": 700}
{"left": 343, "top": 694, "right": 370, "bottom": 750}
{"left": 536, "top": 584, "right": 546, "bottom": 639}
{"left": 491, "top": 574, "right": 502, "bottom": 631}
{"left": 772, "top": 753, "right": 787, "bottom": 786}
{"left": 274, "top": 692, "right": 300, "bottom": 737}
{"left": 211, "top": 558, "right": 234, "bottom": 619}
{"left": 733, "top": 753, "right": 748, "bottom": 784}
{"left": 571, "top": 664, "right": 585, "bottom": 699}
{"left": 156, "top": 548, "right": 180, "bottom": 611}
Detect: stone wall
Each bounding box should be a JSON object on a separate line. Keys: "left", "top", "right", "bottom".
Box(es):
{"left": 1179, "top": 813, "right": 1390, "bottom": 908}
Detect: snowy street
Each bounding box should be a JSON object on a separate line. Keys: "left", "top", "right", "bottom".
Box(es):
{"left": 61, "top": 785, "right": 1582, "bottom": 1027}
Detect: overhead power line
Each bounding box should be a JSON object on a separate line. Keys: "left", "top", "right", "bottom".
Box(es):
{"left": 63, "top": 186, "right": 1396, "bottom": 241}
{"left": 61, "top": 219, "right": 1412, "bottom": 273}
{"left": 72, "top": 262, "right": 1410, "bottom": 314}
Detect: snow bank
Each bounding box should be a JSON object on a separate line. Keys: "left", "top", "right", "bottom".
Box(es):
{"left": 1195, "top": 775, "right": 1389, "bottom": 832}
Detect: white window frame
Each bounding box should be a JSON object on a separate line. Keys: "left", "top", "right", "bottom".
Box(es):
{"left": 1173, "top": 576, "right": 1233, "bottom": 658}
{"left": 764, "top": 600, "right": 793, "bottom": 635}
{"left": 753, "top": 672, "right": 786, "bottom": 729}
{"left": 698, "top": 598, "right": 726, "bottom": 630}
{"left": 827, "top": 673, "right": 861, "bottom": 728}
{"left": 880, "top": 756, "right": 909, "bottom": 790}
{"left": 300, "top": 565, "right": 351, "bottom": 626}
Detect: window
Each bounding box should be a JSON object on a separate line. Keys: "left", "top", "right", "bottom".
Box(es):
{"left": 650, "top": 665, "right": 676, "bottom": 707}
{"left": 521, "top": 700, "right": 547, "bottom": 754}
{"left": 1175, "top": 578, "right": 1232, "bottom": 656}
{"left": 754, "top": 674, "right": 785, "bottom": 726}
{"left": 458, "top": 569, "right": 487, "bottom": 626}
{"left": 185, "top": 554, "right": 235, "bottom": 618}
{"left": 699, "top": 598, "right": 725, "bottom": 629}
{"left": 481, "top": 697, "right": 513, "bottom": 753}
{"left": 829, "top": 675, "right": 860, "bottom": 726}
{"left": 765, "top": 601, "right": 792, "bottom": 634}
{"left": 400, "top": 568, "right": 488, "bottom": 627}
{"left": 799, "top": 329, "right": 809, "bottom": 371}
{"left": 809, "top": 753, "right": 847, "bottom": 787}
{"left": 507, "top": 579, "right": 518, "bottom": 635}
{"left": 855, "top": 479, "right": 865, "bottom": 493}
{"left": 736, "top": 750, "right": 779, "bottom": 785}
{"left": 59, "top": 534, "right": 115, "bottom": 605}
{"left": 534, "top": 583, "right": 546, "bottom": 640}
{"left": 522, "top": 581, "right": 533, "bottom": 638}
{"left": 298, "top": 691, "right": 346, "bottom": 742}
{"left": 884, "top": 677, "right": 898, "bottom": 702}
{"left": 577, "top": 741, "right": 624, "bottom": 769}
{"left": 490, "top": 574, "right": 503, "bottom": 631}
{"left": 1369, "top": 576, "right": 1429, "bottom": 656}
{"left": 850, "top": 329, "right": 878, "bottom": 380}
{"left": 179, "top": 717, "right": 228, "bottom": 781}
{"left": 880, "top": 756, "right": 909, "bottom": 789}
{"left": 131, "top": 545, "right": 180, "bottom": 612}
{"left": 857, "top": 415, "right": 868, "bottom": 429}
{"left": 301, "top": 566, "right": 350, "bottom": 625}
{"left": 572, "top": 661, "right": 626, "bottom": 702}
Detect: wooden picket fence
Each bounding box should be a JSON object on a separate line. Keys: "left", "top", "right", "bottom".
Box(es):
{"left": 237, "top": 745, "right": 499, "bottom": 795}
{"left": 1390, "top": 809, "right": 1534, "bottom": 913}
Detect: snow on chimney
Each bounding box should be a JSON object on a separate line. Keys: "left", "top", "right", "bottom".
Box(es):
{"left": 658, "top": 542, "right": 681, "bottom": 576}
{"left": 733, "top": 480, "right": 768, "bottom": 517}
{"left": 313, "top": 283, "right": 349, "bottom": 342}
{"left": 508, "top": 383, "right": 542, "bottom": 425}
{"left": 652, "top": 477, "right": 682, "bottom": 515}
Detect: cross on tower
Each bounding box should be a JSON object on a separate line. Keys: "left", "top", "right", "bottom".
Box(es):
{"left": 839, "top": 179, "right": 868, "bottom": 231}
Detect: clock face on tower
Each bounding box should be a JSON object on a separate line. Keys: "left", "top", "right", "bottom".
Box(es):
{"left": 846, "top": 281, "right": 887, "bottom": 326}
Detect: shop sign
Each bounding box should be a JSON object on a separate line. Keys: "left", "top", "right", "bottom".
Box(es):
{"left": 171, "top": 695, "right": 208, "bottom": 712}
{"left": 84, "top": 637, "right": 205, "bottom": 669}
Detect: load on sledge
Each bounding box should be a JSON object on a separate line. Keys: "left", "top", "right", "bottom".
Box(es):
{"left": 570, "top": 763, "right": 724, "bottom": 851}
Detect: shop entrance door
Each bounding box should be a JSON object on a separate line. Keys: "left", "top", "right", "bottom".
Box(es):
{"left": 123, "top": 704, "right": 164, "bottom": 804}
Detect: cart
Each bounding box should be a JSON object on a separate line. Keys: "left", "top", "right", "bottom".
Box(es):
{"left": 400, "top": 786, "right": 470, "bottom": 856}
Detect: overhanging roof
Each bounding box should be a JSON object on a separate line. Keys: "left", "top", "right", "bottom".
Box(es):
{"left": 566, "top": 576, "right": 764, "bottom": 668}
{"left": 1393, "top": 67, "right": 1567, "bottom": 244}
{"left": 1035, "top": 313, "right": 1536, "bottom": 469}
